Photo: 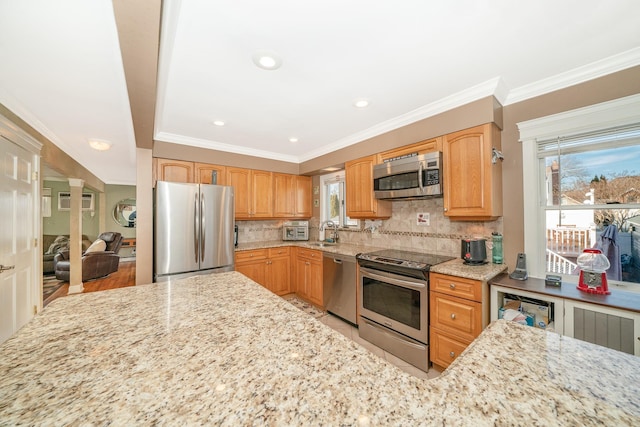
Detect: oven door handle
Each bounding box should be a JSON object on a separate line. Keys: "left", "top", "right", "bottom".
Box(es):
{"left": 360, "top": 267, "right": 426, "bottom": 290}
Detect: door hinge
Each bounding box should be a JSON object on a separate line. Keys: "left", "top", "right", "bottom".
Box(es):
{"left": 34, "top": 238, "right": 38, "bottom": 248}
{"left": 32, "top": 171, "right": 38, "bottom": 181}
{"left": 33, "top": 305, "right": 38, "bottom": 315}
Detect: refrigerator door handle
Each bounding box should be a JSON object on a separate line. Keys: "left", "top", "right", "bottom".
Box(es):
{"left": 194, "top": 192, "right": 199, "bottom": 263}
{"left": 200, "top": 192, "right": 205, "bottom": 262}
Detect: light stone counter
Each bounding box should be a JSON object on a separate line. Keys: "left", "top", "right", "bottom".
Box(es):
{"left": 1, "top": 272, "right": 639, "bottom": 425}
{"left": 236, "top": 240, "right": 387, "bottom": 258}
{"left": 430, "top": 258, "right": 508, "bottom": 282}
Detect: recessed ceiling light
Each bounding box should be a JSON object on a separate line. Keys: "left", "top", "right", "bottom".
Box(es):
{"left": 252, "top": 50, "right": 283, "bottom": 70}
{"left": 353, "top": 99, "right": 370, "bottom": 108}
{"left": 88, "top": 139, "right": 112, "bottom": 151}
{"left": 213, "top": 120, "right": 225, "bottom": 126}
{"left": 289, "top": 137, "right": 298, "bottom": 143}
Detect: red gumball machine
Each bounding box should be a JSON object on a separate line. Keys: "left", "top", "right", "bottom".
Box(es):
{"left": 576, "top": 248, "right": 611, "bottom": 295}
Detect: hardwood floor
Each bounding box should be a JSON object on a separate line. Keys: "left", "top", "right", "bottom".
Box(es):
{"left": 44, "top": 259, "right": 136, "bottom": 307}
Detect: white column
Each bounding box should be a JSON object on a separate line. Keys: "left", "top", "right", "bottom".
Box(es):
{"left": 136, "top": 147, "right": 153, "bottom": 285}
{"left": 68, "top": 178, "right": 85, "bottom": 294}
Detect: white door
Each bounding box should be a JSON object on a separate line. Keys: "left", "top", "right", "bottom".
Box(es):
{"left": 0, "top": 135, "right": 38, "bottom": 344}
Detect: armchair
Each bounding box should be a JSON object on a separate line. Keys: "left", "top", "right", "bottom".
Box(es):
{"left": 54, "top": 232, "right": 124, "bottom": 282}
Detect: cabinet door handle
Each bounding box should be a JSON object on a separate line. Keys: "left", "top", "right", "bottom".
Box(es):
{"left": 450, "top": 313, "right": 456, "bottom": 320}
{"left": 449, "top": 283, "right": 456, "bottom": 289}
{"left": 449, "top": 351, "right": 456, "bottom": 358}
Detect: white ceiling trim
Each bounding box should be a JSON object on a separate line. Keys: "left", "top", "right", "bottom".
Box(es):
{"left": 0, "top": 88, "right": 84, "bottom": 163}
{"left": 154, "top": 131, "right": 301, "bottom": 163}
{"left": 504, "top": 47, "right": 640, "bottom": 106}
{"left": 156, "top": 77, "right": 505, "bottom": 164}
{"left": 298, "top": 77, "right": 507, "bottom": 163}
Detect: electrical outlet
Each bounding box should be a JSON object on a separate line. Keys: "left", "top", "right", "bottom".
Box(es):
{"left": 417, "top": 212, "right": 430, "bottom": 226}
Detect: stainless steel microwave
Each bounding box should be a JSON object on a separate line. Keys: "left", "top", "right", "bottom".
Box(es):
{"left": 373, "top": 151, "right": 443, "bottom": 200}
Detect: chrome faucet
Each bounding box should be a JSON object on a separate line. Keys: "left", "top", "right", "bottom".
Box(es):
{"left": 319, "top": 220, "right": 339, "bottom": 243}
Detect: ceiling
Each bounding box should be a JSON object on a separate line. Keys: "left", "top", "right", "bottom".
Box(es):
{"left": 1, "top": 0, "right": 639, "bottom": 185}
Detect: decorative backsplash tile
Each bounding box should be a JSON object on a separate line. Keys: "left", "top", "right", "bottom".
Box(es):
{"left": 236, "top": 198, "right": 503, "bottom": 258}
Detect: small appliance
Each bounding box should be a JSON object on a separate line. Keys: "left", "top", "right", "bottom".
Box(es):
{"left": 576, "top": 248, "right": 611, "bottom": 295}
{"left": 282, "top": 220, "right": 309, "bottom": 241}
{"left": 461, "top": 238, "right": 487, "bottom": 265}
{"left": 373, "top": 151, "right": 443, "bottom": 200}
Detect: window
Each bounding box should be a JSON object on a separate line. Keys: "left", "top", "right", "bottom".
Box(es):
{"left": 520, "top": 94, "right": 640, "bottom": 292}
{"left": 320, "top": 171, "right": 357, "bottom": 228}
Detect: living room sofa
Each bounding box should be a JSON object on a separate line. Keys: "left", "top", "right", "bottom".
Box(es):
{"left": 54, "top": 232, "right": 123, "bottom": 282}
{"left": 43, "top": 234, "right": 92, "bottom": 274}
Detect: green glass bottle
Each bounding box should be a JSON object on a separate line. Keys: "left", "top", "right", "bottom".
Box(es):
{"left": 492, "top": 232, "right": 503, "bottom": 264}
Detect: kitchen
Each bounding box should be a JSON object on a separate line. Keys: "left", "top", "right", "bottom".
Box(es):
{"left": 1, "top": 1, "right": 640, "bottom": 425}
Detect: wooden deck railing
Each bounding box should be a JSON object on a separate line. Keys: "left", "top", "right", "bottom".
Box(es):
{"left": 546, "top": 227, "right": 595, "bottom": 256}
{"left": 546, "top": 249, "right": 578, "bottom": 274}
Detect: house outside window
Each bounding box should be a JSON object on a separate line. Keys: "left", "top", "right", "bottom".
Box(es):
{"left": 519, "top": 94, "right": 640, "bottom": 292}
{"left": 319, "top": 171, "right": 357, "bottom": 228}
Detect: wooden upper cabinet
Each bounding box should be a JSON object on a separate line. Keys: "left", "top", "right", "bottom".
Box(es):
{"left": 293, "top": 175, "right": 312, "bottom": 218}
{"left": 273, "top": 173, "right": 295, "bottom": 217}
{"left": 195, "top": 163, "right": 226, "bottom": 185}
{"left": 226, "top": 167, "right": 252, "bottom": 218}
{"left": 345, "top": 155, "right": 391, "bottom": 219}
{"left": 273, "top": 173, "right": 312, "bottom": 218}
{"left": 251, "top": 170, "right": 273, "bottom": 218}
{"left": 443, "top": 123, "right": 502, "bottom": 220}
{"left": 378, "top": 137, "right": 442, "bottom": 163}
{"left": 227, "top": 167, "right": 273, "bottom": 219}
{"left": 155, "top": 158, "right": 195, "bottom": 184}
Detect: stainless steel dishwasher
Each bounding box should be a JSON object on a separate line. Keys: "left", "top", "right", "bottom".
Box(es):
{"left": 323, "top": 252, "right": 357, "bottom": 325}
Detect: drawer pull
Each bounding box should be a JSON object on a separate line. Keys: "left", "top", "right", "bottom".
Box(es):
{"left": 449, "top": 283, "right": 456, "bottom": 289}
{"left": 449, "top": 351, "right": 456, "bottom": 358}
{"left": 450, "top": 313, "right": 456, "bottom": 320}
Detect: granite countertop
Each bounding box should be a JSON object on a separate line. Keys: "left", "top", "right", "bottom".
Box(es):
{"left": 431, "top": 258, "right": 508, "bottom": 281}
{"left": 236, "top": 240, "right": 386, "bottom": 258}
{"left": 1, "top": 272, "right": 639, "bottom": 425}
{"left": 237, "top": 241, "right": 507, "bottom": 281}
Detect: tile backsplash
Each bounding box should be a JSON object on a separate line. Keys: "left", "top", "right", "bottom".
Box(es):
{"left": 236, "top": 197, "right": 503, "bottom": 258}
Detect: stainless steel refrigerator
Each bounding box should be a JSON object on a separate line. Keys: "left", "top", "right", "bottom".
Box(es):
{"left": 154, "top": 181, "right": 235, "bottom": 282}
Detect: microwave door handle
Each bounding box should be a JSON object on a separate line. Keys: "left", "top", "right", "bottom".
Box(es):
{"left": 418, "top": 161, "right": 424, "bottom": 193}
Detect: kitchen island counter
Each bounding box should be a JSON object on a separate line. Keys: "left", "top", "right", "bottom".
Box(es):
{"left": 1, "top": 272, "right": 638, "bottom": 425}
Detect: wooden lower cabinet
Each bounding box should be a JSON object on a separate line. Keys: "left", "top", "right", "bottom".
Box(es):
{"left": 294, "top": 247, "right": 323, "bottom": 307}
{"left": 429, "top": 272, "right": 485, "bottom": 369}
{"left": 235, "top": 247, "right": 290, "bottom": 295}
{"left": 236, "top": 246, "right": 323, "bottom": 307}
{"left": 266, "top": 247, "right": 291, "bottom": 296}
{"left": 235, "top": 249, "right": 268, "bottom": 285}
{"left": 430, "top": 327, "right": 470, "bottom": 368}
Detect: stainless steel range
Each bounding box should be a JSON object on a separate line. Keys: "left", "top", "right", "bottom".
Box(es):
{"left": 356, "top": 249, "right": 454, "bottom": 372}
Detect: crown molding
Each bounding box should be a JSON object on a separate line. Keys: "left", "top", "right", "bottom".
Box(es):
{"left": 298, "top": 77, "right": 505, "bottom": 162}
{"left": 154, "top": 131, "right": 301, "bottom": 163}
{"left": 505, "top": 47, "right": 640, "bottom": 105}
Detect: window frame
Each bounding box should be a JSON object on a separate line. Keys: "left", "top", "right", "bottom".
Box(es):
{"left": 519, "top": 94, "right": 640, "bottom": 291}
{"left": 319, "top": 170, "right": 357, "bottom": 228}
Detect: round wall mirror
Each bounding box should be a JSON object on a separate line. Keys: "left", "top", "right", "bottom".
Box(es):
{"left": 113, "top": 198, "right": 137, "bottom": 228}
